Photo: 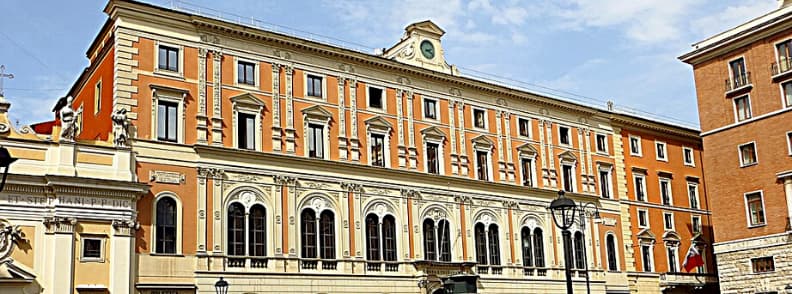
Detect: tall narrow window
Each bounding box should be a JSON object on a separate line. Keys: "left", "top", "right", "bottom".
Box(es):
{"left": 306, "top": 74, "right": 323, "bottom": 98}
{"left": 660, "top": 178, "right": 672, "bottom": 206}
{"left": 599, "top": 169, "right": 611, "bottom": 199}
{"left": 227, "top": 203, "right": 245, "bottom": 256}
{"left": 663, "top": 212, "right": 674, "bottom": 230}
{"left": 368, "top": 87, "right": 383, "bottom": 109}
{"left": 438, "top": 220, "right": 451, "bottom": 262}
{"left": 746, "top": 192, "right": 766, "bottom": 226}
{"left": 606, "top": 234, "right": 618, "bottom": 271}
{"left": 301, "top": 210, "right": 317, "bottom": 258}
{"left": 237, "top": 61, "right": 256, "bottom": 85}
{"left": 423, "top": 219, "right": 437, "bottom": 261}
{"left": 573, "top": 232, "right": 585, "bottom": 269}
{"left": 683, "top": 147, "right": 695, "bottom": 166}
{"left": 319, "top": 211, "right": 335, "bottom": 259}
{"left": 596, "top": 134, "right": 607, "bottom": 153}
{"left": 487, "top": 225, "right": 501, "bottom": 266}
{"left": 157, "top": 101, "right": 178, "bottom": 142}
{"left": 249, "top": 205, "right": 266, "bottom": 256}
{"left": 688, "top": 183, "right": 700, "bottom": 209}
{"left": 739, "top": 142, "right": 757, "bottom": 166}
{"left": 94, "top": 81, "right": 101, "bottom": 114}
{"left": 521, "top": 158, "right": 533, "bottom": 187}
{"left": 562, "top": 164, "right": 575, "bottom": 192}
{"left": 521, "top": 228, "right": 533, "bottom": 267}
{"left": 778, "top": 40, "right": 792, "bottom": 73}
{"left": 476, "top": 151, "right": 489, "bottom": 181}
{"left": 426, "top": 143, "right": 440, "bottom": 174}
{"left": 692, "top": 216, "right": 702, "bottom": 234}
{"left": 667, "top": 246, "right": 678, "bottom": 273}
{"left": 634, "top": 174, "right": 646, "bottom": 201}
{"left": 371, "top": 134, "right": 386, "bottom": 167}
{"left": 533, "top": 228, "right": 545, "bottom": 267}
{"left": 518, "top": 118, "right": 530, "bottom": 137}
{"left": 638, "top": 210, "right": 649, "bottom": 228}
{"left": 424, "top": 219, "right": 452, "bottom": 262}
{"left": 655, "top": 141, "right": 667, "bottom": 161}
{"left": 629, "top": 135, "right": 642, "bottom": 156}
{"left": 238, "top": 113, "right": 256, "bottom": 150}
{"left": 382, "top": 215, "right": 397, "bottom": 261}
{"left": 729, "top": 58, "right": 748, "bottom": 88}
{"left": 155, "top": 197, "right": 177, "bottom": 254}
{"left": 424, "top": 98, "right": 437, "bottom": 120}
{"left": 559, "top": 126, "right": 571, "bottom": 145}
{"left": 365, "top": 214, "right": 380, "bottom": 261}
{"left": 783, "top": 81, "right": 792, "bottom": 108}
{"left": 475, "top": 223, "right": 488, "bottom": 265}
{"left": 158, "top": 45, "right": 179, "bottom": 72}
{"left": 473, "top": 108, "right": 486, "bottom": 129}
{"left": 641, "top": 245, "right": 653, "bottom": 272}
{"left": 308, "top": 124, "right": 324, "bottom": 159}
{"left": 734, "top": 95, "right": 752, "bottom": 122}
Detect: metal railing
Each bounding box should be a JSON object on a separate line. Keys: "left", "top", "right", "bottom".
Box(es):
{"left": 724, "top": 72, "right": 752, "bottom": 92}
{"left": 771, "top": 58, "right": 792, "bottom": 76}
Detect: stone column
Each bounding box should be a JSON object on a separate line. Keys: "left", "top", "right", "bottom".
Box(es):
{"left": 43, "top": 217, "right": 76, "bottom": 294}
{"left": 109, "top": 220, "right": 137, "bottom": 294}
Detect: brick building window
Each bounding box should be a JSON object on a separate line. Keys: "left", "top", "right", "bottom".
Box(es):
{"left": 637, "top": 209, "right": 649, "bottom": 228}
{"left": 237, "top": 60, "right": 256, "bottom": 86}
{"left": 745, "top": 191, "right": 766, "bottom": 227}
{"left": 688, "top": 183, "right": 700, "bottom": 209}
{"left": 237, "top": 113, "right": 255, "bottom": 150}
{"left": 641, "top": 245, "right": 654, "bottom": 272}
{"left": 473, "top": 108, "right": 487, "bottom": 129}
{"left": 370, "top": 134, "right": 386, "bottom": 167}
{"left": 559, "top": 126, "right": 571, "bottom": 146}
{"left": 423, "top": 97, "right": 438, "bottom": 120}
{"left": 655, "top": 141, "right": 667, "bottom": 161}
{"left": 158, "top": 45, "right": 179, "bottom": 72}
{"left": 683, "top": 147, "right": 694, "bottom": 166}
{"left": 659, "top": 178, "right": 672, "bottom": 206}
{"left": 751, "top": 256, "right": 774, "bottom": 273}
{"left": 476, "top": 151, "right": 490, "bottom": 181}
{"left": 777, "top": 39, "right": 792, "bottom": 72}
{"left": 307, "top": 124, "right": 324, "bottom": 159}
{"left": 426, "top": 143, "right": 440, "bottom": 174}
{"left": 634, "top": 173, "right": 647, "bottom": 202}
{"left": 596, "top": 134, "right": 607, "bottom": 153}
{"left": 738, "top": 142, "right": 758, "bottom": 167}
{"left": 663, "top": 212, "right": 674, "bottom": 230}
{"left": 782, "top": 81, "right": 792, "bottom": 108}
{"left": 367, "top": 86, "right": 384, "bottom": 110}
{"left": 521, "top": 158, "right": 534, "bottom": 187}
{"left": 692, "top": 215, "right": 702, "bottom": 233}
{"left": 729, "top": 58, "right": 748, "bottom": 88}
{"left": 562, "top": 164, "right": 575, "bottom": 192}
{"left": 157, "top": 101, "right": 178, "bottom": 142}
{"left": 518, "top": 118, "right": 531, "bottom": 138}
{"left": 629, "top": 135, "right": 642, "bottom": 156}
{"left": 599, "top": 169, "right": 612, "bottom": 199}
{"left": 734, "top": 95, "right": 752, "bottom": 122}
{"left": 787, "top": 131, "right": 792, "bottom": 155}
{"left": 306, "top": 74, "right": 323, "bottom": 98}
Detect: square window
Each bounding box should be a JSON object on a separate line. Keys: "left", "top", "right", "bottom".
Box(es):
{"left": 237, "top": 112, "right": 256, "bottom": 150}
{"left": 734, "top": 95, "right": 752, "bottom": 122}
{"left": 82, "top": 237, "right": 103, "bottom": 261}
{"left": 751, "top": 256, "right": 774, "bottom": 273}
{"left": 423, "top": 98, "right": 438, "bottom": 120}
{"left": 782, "top": 81, "right": 792, "bottom": 108}
{"left": 158, "top": 45, "right": 179, "bottom": 72}
{"left": 157, "top": 101, "right": 178, "bottom": 142}
{"left": 306, "top": 74, "right": 323, "bottom": 98}
{"left": 473, "top": 108, "right": 486, "bottom": 129}
{"left": 745, "top": 192, "right": 766, "bottom": 227}
{"left": 660, "top": 178, "right": 672, "bottom": 206}
{"left": 630, "top": 135, "right": 642, "bottom": 156}
{"left": 634, "top": 174, "right": 647, "bottom": 202}
{"left": 655, "top": 141, "right": 667, "bottom": 161}
{"left": 518, "top": 118, "right": 531, "bottom": 137}
{"left": 637, "top": 210, "right": 649, "bottom": 228}
{"left": 683, "top": 147, "right": 695, "bottom": 166}
{"left": 596, "top": 134, "right": 607, "bottom": 153}
{"left": 308, "top": 123, "right": 324, "bottom": 159}
{"left": 739, "top": 142, "right": 758, "bottom": 167}
{"left": 663, "top": 213, "right": 674, "bottom": 230}
{"left": 559, "top": 126, "right": 571, "bottom": 146}
{"left": 237, "top": 61, "right": 256, "bottom": 86}
{"left": 368, "top": 86, "right": 384, "bottom": 109}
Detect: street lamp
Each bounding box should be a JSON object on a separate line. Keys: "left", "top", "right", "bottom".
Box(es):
{"left": 549, "top": 190, "right": 577, "bottom": 294}
{"left": 0, "top": 146, "right": 18, "bottom": 192}
{"left": 577, "top": 202, "right": 601, "bottom": 294}
{"left": 214, "top": 277, "right": 229, "bottom": 294}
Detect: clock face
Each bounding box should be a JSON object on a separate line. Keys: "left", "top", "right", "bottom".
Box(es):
{"left": 420, "top": 40, "right": 435, "bottom": 59}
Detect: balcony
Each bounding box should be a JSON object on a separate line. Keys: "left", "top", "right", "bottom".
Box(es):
{"left": 659, "top": 272, "right": 718, "bottom": 291}
{"left": 771, "top": 58, "right": 792, "bottom": 80}
{"left": 475, "top": 265, "right": 504, "bottom": 275}
{"left": 299, "top": 258, "right": 337, "bottom": 270}
{"left": 365, "top": 261, "right": 400, "bottom": 273}
{"left": 225, "top": 256, "right": 268, "bottom": 270}
{"left": 724, "top": 72, "right": 752, "bottom": 95}
{"left": 522, "top": 267, "right": 548, "bottom": 277}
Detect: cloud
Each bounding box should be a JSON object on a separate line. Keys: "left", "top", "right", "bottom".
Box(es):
{"left": 689, "top": 2, "right": 776, "bottom": 40}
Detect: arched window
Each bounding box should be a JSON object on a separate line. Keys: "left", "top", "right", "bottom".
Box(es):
{"left": 533, "top": 228, "right": 545, "bottom": 267}
{"left": 521, "top": 227, "right": 533, "bottom": 267}
{"left": 573, "top": 231, "right": 585, "bottom": 269}
{"left": 249, "top": 204, "right": 266, "bottom": 257}
{"left": 366, "top": 214, "right": 398, "bottom": 263}
{"left": 155, "top": 196, "right": 177, "bottom": 254}
{"left": 227, "top": 203, "right": 245, "bottom": 256}
{"left": 382, "top": 215, "right": 397, "bottom": 261}
{"left": 301, "top": 209, "right": 317, "bottom": 258}
{"left": 423, "top": 218, "right": 452, "bottom": 262}
{"left": 475, "top": 223, "right": 488, "bottom": 265}
{"left": 606, "top": 234, "right": 618, "bottom": 271}
{"left": 319, "top": 210, "right": 335, "bottom": 259}
{"left": 365, "top": 214, "right": 380, "bottom": 260}
{"left": 487, "top": 224, "right": 500, "bottom": 266}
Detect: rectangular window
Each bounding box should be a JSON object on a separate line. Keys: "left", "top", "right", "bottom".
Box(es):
{"left": 368, "top": 86, "right": 384, "bottom": 109}
{"left": 752, "top": 256, "right": 775, "bottom": 273}
{"left": 423, "top": 98, "right": 437, "bottom": 120}
{"left": 688, "top": 183, "right": 700, "bottom": 209}
{"left": 660, "top": 178, "right": 672, "bottom": 206}
{"left": 778, "top": 40, "right": 792, "bottom": 72}
{"left": 518, "top": 118, "right": 531, "bottom": 137}
{"left": 655, "top": 141, "right": 667, "bottom": 161}
{"left": 734, "top": 95, "right": 752, "bottom": 122}
{"left": 641, "top": 245, "right": 653, "bottom": 272}
{"left": 308, "top": 124, "right": 324, "bottom": 159}
{"left": 306, "top": 74, "right": 323, "bottom": 98}
{"left": 729, "top": 58, "right": 748, "bottom": 88}
{"left": 746, "top": 192, "right": 766, "bottom": 226}
{"left": 82, "top": 237, "right": 103, "bottom": 261}
{"left": 634, "top": 174, "right": 647, "bottom": 202}
{"left": 630, "top": 135, "right": 642, "bottom": 156}
{"left": 94, "top": 81, "right": 101, "bottom": 114}
{"left": 371, "top": 134, "right": 386, "bottom": 167}
{"left": 237, "top": 113, "right": 255, "bottom": 150}
{"left": 788, "top": 132, "right": 792, "bottom": 155}
{"left": 739, "top": 142, "right": 758, "bottom": 166}
{"left": 426, "top": 143, "right": 440, "bottom": 174}
{"left": 562, "top": 164, "right": 575, "bottom": 192}
{"left": 559, "top": 126, "right": 571, "bottom": 146}
{"left": 473, "top": 108, "right": 486, "bottom": 129}
{"left": 692, "top": 216, "right": 702, "bottom": 234}
{"left": 667, "top": 247, "right": 678, "bottom": 273}
{"left": 683, "top": 147, "right": 695, "bottom": 166}
{"left": 782, "top": 81, "right": 792, "bottom": 108}
{"left": 158, "top": 45, "right": 179, "bottom": 72}
{"left": 637, "top": 209, "right": 649, "bottom": 228}
{"left": 476, "top": 151, "right": 489, "bottom": 181}
{"left": 663, "top": 212, "right": 674, "bottom": 230}
{"left": 596, "top": 134, "right": 607, "bottom": 153}
{"left": 599, "top": 170, "right": 611, "bottom": 199}
{"left": 521, "top": 158, "right": 533, "bottom": 187}
{"left": 237, "top": 61, "right": 256, "bottom": 85}
{"left": 157, "top": 101, "right": 178, "bottom": 142}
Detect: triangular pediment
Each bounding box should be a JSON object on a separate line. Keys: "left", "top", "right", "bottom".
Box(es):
{"left": 662, "top": 230, "right": 681, "bottom": 242}
{"left": 517, "top": 142, "right": 538, "bottom": 155}
{"left": 364, "top": 116, "right": 393, "bottom": 129}
{"left": 405, "top": 20, "right": 446, "bottom": 37}
{"left": 558, "top": 151, "right": 578, "bottom": 162}
{"left": 420, "top": 126, "right": 446, "bottom": 139}
{"left": 301, "top": 105, "right": 332, "bottom": 120}
{"left": 230, "top": 93, "right": 265, "bottom": 107}
{"left": 472, "top": 135, "right": 494, "bottom": 150}
{"left": 0, "top": 263, "right": 36, "bottom": 281}
{"left": 636, "top": 228, "right": 656, "bottom": 243}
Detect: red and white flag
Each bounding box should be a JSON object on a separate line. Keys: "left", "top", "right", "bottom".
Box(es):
{"left": 682, "top": 245, "right": 704, "bottom": 272}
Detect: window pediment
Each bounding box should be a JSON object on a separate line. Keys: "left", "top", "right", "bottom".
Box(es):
{"left": 516, "top": 142, "right": 538, "bottom": 157}
{"left": 150, "top": 84, "right": 188, "bottom": 100}
{"left": 421, "top": 126, "right": 446, "bottom": 142}
{"left": 471, "top": 135, "right": 494, "bottom": 151}
{"left": 301, "top": 105, "right": 333, "bottom": 122}
{"left": 657, "top": 170, "right": 674, "bottom": 179}
{"left": 230, "top": 93, "right": 265, "bottom": 110}
{"left": 365, "top": 116, "right": 393, "bottom": 133}
{"left": 662, "top": 230, "right": 681, "bottom": 242}
{"left": 636, "top": 228, "right": 656, "bottom": 244}
{"left": 558, "top": 150, "right": 577, "bottom": 163}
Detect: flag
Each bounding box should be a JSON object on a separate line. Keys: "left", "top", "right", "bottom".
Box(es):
{"left": 682, "top": 245, "right": 704, "bottom": 272}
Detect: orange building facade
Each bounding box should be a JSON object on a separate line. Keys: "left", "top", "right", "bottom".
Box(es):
{"left": 8, "top": 0, "right": 720, "bottom": 293}
{"left": 680, "top": 2, "right": 792, "bottom": 293}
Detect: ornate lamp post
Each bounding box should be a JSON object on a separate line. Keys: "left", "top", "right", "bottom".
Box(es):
{"left": 0, "top": 146, "right": 18, "bottom": 192}
{"left": 577, "top": 202, "right": 601, "bottom": 294}
{"left": 214, "top": 277, "right": 229, "bottom": 294}
{"left": 549, "top": 190, "right": 577, "bottom": 294}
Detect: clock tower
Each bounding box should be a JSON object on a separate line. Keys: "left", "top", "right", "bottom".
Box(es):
{"left": 383, "top": 20, "right": 460, "bottom": 76}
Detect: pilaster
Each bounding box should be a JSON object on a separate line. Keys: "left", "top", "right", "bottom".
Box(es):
{"left": 196, "top": 167, "right": 210, "bottom": 253}
{"left": 284, "top": 65, "right": 296, "bottom": 153}
{"left": 456, "top": 100, "right": 469, "bottom": 175}
{"left": 396, "top": 88, "right": 407, "bottom": 168}
{"left": 211, "top": 51, "right": 223, "bottom": 146}
{"left": 196, "top": 47, "right": 209, "bottom": 144}
{"left": 448, "top": 99, "right": 458, "bottom": 175}
{"left": 612, "top": 126, "right": 636, "bottom": 271}
{"left": 503, "top": 112, "right": 515, "bottom": 182}
{"left": 271, "top": 63, "right": 283, "bottom": 151}
{"left": 211, "top": 169, "right": 225, "bottom": 253}
{"left": 496, "top": 110, "right": 506, "bottom": 182}
{"left": 337, "top": 78, "right": 348, "bottom": 160}
{"left": 109, "top": 219, "right": 137, "bottom": 294}
{"left": 43, "top": 217, "right": 76, "bottom": 294}
{"left": 349, "top": 78, "right": 360, "bottom": 161}
{"left": 406, "top": 90, "right": 417, "bottom": 169}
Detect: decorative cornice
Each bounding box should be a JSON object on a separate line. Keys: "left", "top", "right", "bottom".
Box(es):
{"left": 43, "top": 217, "right": 77, "bottom": 234}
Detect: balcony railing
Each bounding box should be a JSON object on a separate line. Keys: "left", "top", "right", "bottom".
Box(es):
{"left": 475, "top": 265, "right": 504, "bottom": 275}
{"left": 225, "top": 256, "right": 268, "bottom": 269}
{"left": 659, "top": 272, "right": 718, "bottom": 287}
{"left": 365, "top": 261, "right": 400, "bottom": 273}
{"left": 724, "top": 72, "right": 752, "bottom": 94}
{"left": 771, "top": 58, "right": 792, "bottom": 78}
{"left": 522, "top": 267, "right": 548, "bottom": 276}
{"left": 299, "top": 258, "right": 337, "bottom": 270}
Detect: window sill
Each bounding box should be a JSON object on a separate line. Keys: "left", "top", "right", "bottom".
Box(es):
{"left": 473, "top": 126, "right": 489, "bottom": 132}
{"left": 655, "top": 158, "right": 668, "bottom": 162}
{"left": 80, "top": 258, "right": 105, "bottom": 263}
{"left": 740, "top": 162, "right": 758, "bottom": 168}
{"left": 149, "top": 253, "right": 185, "bottom": 257}
{"left": 153, "top": 69, "right": 184, "bottom": 79}
{"left": 747, "top": 224, "right": 766, "bottom": 229}
{"left": 596, "top": 151, "right": 609, "bottom": 156}
{"left": 684, "top": 163, "right": 695, "bottom": 167}
{"left": 235, "top": 82, "right": 259, "bottom": 90}
{"left": 630, "top": 153, "right": 643, "bottom": 157}
{"left": 305, "top": 94, "right": 326, "bottom": 100}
